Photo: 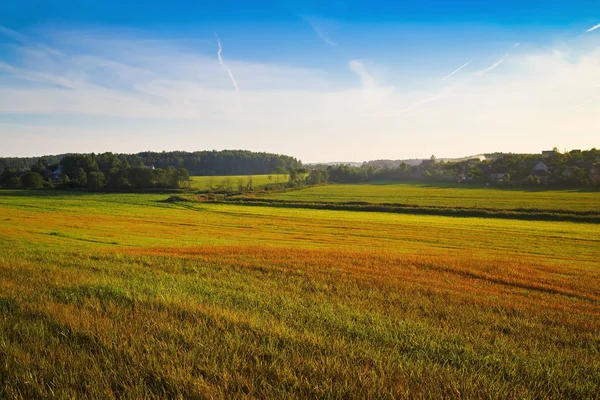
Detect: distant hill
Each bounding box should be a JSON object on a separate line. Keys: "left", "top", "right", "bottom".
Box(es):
{"left": 305, "top": 161, "right": 364, "bottom": 168}
{"left": 312, "top": 155, "right": 488, "bottom": 169}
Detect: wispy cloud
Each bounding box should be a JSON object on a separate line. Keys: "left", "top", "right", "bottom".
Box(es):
{"left": 214, "top": 33, "right": 239, "bottom": 92}
{"left": 442, "top": 61, "right": 471, "bottom": 80}
{"left": 0, "top": 60, "right": 78, "bottom": 88}
{"left": 1, "top": 26, "right": 599, "bottom": 160}
{"left": 0, "top": 25, "right": 63, "bottom": 56}
{"left": 348, "top": 60, "right": 376, "bottom": 89}
{"left": 586, "top": 23, "right": 600, "bottom": 33}
{"left": 567, "top": 96, "right": 600, "bottom": 112}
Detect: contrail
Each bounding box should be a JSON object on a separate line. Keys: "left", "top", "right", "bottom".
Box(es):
{"left": 302, "top": 16, "right": 337, "bottom": 47}
{"left": 397, "top": 85, "right": 458, "bottom": 115}
{"left": 442, "top": 61, "right": 471, "bottom": 81}
{"left": 586, "top": 23, "right": 600, "bottom": 33}
{"left": 214, "top": 33, "right": 239, "bottom": 92}
{"left": 477, "top": 53, "right": 510, "bottom": 75}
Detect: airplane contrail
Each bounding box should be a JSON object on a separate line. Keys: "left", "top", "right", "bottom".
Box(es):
{"left": 442, "top": 61, "right": 471, "bottom": 81}
{"left": 586, "top": 23, "right": 600, "bottom": 33}
{"left": 303, "top": 17, "right": 337, "bottom": 47}
{"left": 477, "top": 53, "right": 510, "bottom": 75}
{"left": 214, "top": 33, "right": 239, "bottom": 92}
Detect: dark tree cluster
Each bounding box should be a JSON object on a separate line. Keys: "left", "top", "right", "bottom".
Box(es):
{"left": 113, "top": 150, "right": 300, "bottom": 175}
{"left": 1, "top": 150, "right": 301, "bottom": 178}
{"left": 0, "top": 153, "right": 190, "bottom": 191}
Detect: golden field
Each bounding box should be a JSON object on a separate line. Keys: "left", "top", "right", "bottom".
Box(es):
{"left": 1, "top": 190, "right": 599, "bottom": 398}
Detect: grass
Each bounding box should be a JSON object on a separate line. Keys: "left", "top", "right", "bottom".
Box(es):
{"left": 190, "top": 174, "right": 274, "bottom": 191}
{"left": 1, "top": 189, "right": 600, "bottom": 398}
{"left": 261, "top": 181, "right": 600, "bottom": 213}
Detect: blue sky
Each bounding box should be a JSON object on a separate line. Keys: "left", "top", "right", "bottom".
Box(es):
{"left": 1, "top": 1, "right": 599, "bottom": 162}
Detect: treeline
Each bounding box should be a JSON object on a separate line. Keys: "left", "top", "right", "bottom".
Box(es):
{"left": 308, "top": 148, "right": 600, "bottom": 187}
{"left": 0, "top": 150, "right": 301, "bottom": 176}
{"left": 0, "top": 153, "right": 190, "bottom": 190}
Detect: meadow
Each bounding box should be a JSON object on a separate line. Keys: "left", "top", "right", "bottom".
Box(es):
{"left": 1, "top": 188, "right": 600, "bottom": 398}
{"left": 262, "top": 181, "right": 600, "bottom": 213}
{"left": 190, "top": 174, "right": 274, "bottom": 191}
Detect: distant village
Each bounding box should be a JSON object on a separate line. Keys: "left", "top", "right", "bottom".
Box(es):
{"left": 444, "top": 149, "right": 600, "bottom": 186}
{"left": 314, "top": 148, "right": 600, "bottom": 187}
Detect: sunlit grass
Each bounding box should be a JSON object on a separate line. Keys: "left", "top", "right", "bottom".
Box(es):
{"left": 1, "top": 190, "right": 599, "bottom": 398}
{"left": 262, "top": 181, "right": 600, "bottom": 213}
{"left": 190, "top": 174, "right": 274, "bottom": 190}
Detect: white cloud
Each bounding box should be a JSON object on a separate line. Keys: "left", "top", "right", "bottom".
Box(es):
{"left": 348, "top": 60, "right": 375, "bottom": 89}
{"left": 0, "top": 27, "right": 599, "bottom": 160}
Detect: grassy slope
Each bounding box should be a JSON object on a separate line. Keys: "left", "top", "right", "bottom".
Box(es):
{"left": 1, "top": 190, "right": 599, "bottom": 398}
{"left": 261, "top": 182, "right": 600, "bottom": 213}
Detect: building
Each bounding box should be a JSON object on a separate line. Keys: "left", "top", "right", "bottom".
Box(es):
{"left": 490, "top": 173, "right": 507, "bottom": 181}
{"left": 541, "top": 150, "right": 556, "bottom": 158}
{"left": 533, "top": 162, "right": 548, "bottom": 173}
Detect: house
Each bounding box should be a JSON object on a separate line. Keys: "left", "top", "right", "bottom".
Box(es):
{"left": 421, "top": 159, "right": 436, "bottom": 167}
{"left": 541, "top": 150, "right": 556, "bottom": 158}
{"left": 490, "top": 173, "right": 506, "bottom": 181}
{"left": 533, "top": 162, "right": 548, "bottom": 174}
{"left": 532, "top": 161, "right": 549, "bottom": 181}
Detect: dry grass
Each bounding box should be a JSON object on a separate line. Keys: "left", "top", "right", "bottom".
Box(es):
{"left": 1, "top": 190, "right": 599, "bottom": 398}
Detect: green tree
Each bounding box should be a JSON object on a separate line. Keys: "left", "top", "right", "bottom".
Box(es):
{"left": 87, "top": 172, "right": 107, "bottom": 191}
{"left": 127, "top": 167, "right": 154, "bottom": 189}
{"left": 74, "top": 168, "right": 88, "bottom": 186}
{"left": 20, "top": 172, "right": 44, "bottom": 189}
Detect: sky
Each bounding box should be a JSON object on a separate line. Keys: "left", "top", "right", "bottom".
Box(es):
{"left": 0, "top": 1, "right": 599, "bottom": 162}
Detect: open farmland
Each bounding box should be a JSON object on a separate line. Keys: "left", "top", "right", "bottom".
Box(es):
{"left": 1, "top": 190, "right": 600, "bottom": 398}
{"left": 190, "top": 174, "right": 273, "bottom": 191}
{"left": 262, "top": 182, "right": 600, "bottom": 213}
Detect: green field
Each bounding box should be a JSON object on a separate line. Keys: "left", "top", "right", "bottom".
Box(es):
{"left": 1, "top": 188, "right": 600, "bottom": 398}
{"left": 262, "top": 182, "right": 600, "bottom": 213}
{"left": 190, "top": 174, "right": 274, "bottom": 190}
